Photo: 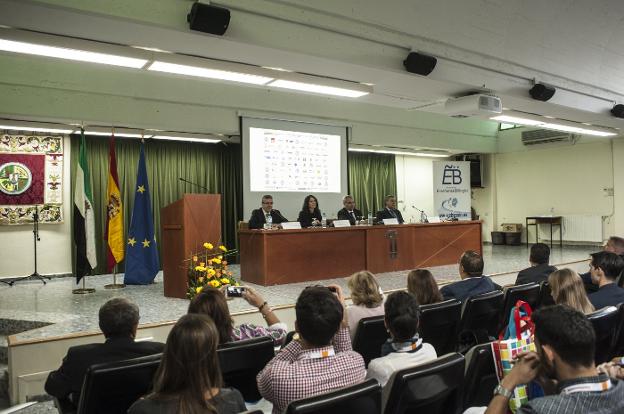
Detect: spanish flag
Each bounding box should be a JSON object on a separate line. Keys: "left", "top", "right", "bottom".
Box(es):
{"left": 105, "top": 135, "right": 124, "bottom": 272}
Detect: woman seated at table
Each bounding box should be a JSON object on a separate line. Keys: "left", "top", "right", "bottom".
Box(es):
{"left": 188, "top": 287, "right": 287, "bottom": 346}
{"left": 297, "top": 194, "right": 323, "bottom": 228}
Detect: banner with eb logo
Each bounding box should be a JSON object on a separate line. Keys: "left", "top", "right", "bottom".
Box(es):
{"left": 433, "top": 161, "right": 471, "bottom": 220}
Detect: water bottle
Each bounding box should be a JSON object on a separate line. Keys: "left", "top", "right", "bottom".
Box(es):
{"left": 265, "top": 213, "right": 273, "bottom": 229}
{"left": 321, "top": 212, "right": 327, "bottom": 228}
{"left": 367, "top": 211, "right": 373, "bottom": 225}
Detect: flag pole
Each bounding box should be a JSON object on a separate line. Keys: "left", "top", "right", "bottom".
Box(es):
{"left": 72, "top": 275, "right": 96, "bottom": 294}
{"left": 104, "top": 263, "right": 125, "bottom": 289}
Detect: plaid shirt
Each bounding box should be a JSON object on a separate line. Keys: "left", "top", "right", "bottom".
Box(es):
{"left": 256, "top": 326, "right": 366, "bottom": 414}
{"left": 518, "top": 374, "right": 624, "bottom": 414}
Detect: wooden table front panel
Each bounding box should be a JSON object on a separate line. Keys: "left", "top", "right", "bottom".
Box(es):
{"left": 411, "top": 222, "right": 483, "bottom": 268}
{"left": 365, "top": 225, "right": 415, "bottom": 274}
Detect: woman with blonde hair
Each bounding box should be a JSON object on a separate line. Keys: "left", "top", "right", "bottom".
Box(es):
{"left": 407, "top": 269, "right": 443, "bottom": 306}
{"left": 346, "top": 270, "right": 385, "bottom": 338}
{"left": 548, "top": 268, "right": 595, "bottom": 314}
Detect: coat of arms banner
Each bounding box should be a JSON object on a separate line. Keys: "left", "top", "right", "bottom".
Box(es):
{"left": 0, "top": 134, "right": 64, "bottom": 225}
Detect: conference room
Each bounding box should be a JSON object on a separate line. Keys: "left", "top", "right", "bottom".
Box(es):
{"left": 1, "top": 1, "right": 624, "bottom": 413}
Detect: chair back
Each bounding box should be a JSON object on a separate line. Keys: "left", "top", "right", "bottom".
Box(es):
{"left": 286, "top": 378, "right": 381, "bottom": 414}
{"left": 459, "top": 290, "right": 504, "bottom": 344}
{"left": 76, "top": 353, "right": 162, "bottom": 414}
{"left": 352, "top": 315, "right": 390, "bottom": 367}
{"left": 610, "top": 303, "right": 624, "bottom": 359}
{"left": 587, "top": 306, "right": 619, "bottom": 364}
{"left": 218, "top": 336, "right": 275, "bottom": 402}
{"left": 462, "top": 343, "right": 497, "bottom": 409}
{"left": 499, "top": 283, "right": 541, "bottom": 331}
{"left": 419, "top": 299, "right": 462, "bottom": 354}
{"left": 537, "top": 282, "right": 555, "bottom": 309}
{"left": 383, "top": 353, "right": 465, "bottom": 414}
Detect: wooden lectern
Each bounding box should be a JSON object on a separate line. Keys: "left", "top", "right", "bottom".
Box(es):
{"left": 161, "top": 194, "right": 221, "bottom": 298}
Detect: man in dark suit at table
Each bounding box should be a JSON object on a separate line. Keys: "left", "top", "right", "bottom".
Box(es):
{"left": 45, "top": 298, "right": 164, "bottom": 405}
{"left": 337, "top": 195, "right": 362, "bottom": 225}
{"left": 440, "top": 250, "right": 502, "bottom": 303}
{"left": 515, "top": 243, "right": 558, "bottom": 285}
{"left": 248, "top": 194, "right": 289, "bottom": 229}
{"left": 376, "top": 195, "right": 404, "bottom": 224}
{"left": 580, "top": 236, "right": 624, "bottom": 293}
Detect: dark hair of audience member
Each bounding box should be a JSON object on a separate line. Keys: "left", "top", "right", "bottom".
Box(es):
{"left": 384, "top": 291, "right": 419, "bottom": 342}
{"left": 460, "top": 250, "right": 484, "bottom": 277}
{"left": 348, "top": 271, "right": 383, "bottom": 308}
{"left": 407, "top": 269, "right": 443, "bottom": 305}
{"left": 296, "top": 287, "right": 343, "bottom": 347}
{"left": 532, "top": 305, "right": 596, "bottom": 368}
{"left": 529, "top": 243, "right": 550, "bottom": 265}
{"left": 301, "top": 194, "right": 320, "bottom": 213}
{"left": 150, "top": 314, "right": 222, "bottom": 414}
{"left": 590, "top": 251, "right": 624, "bottom": 280}
{"left": 188, "top": 288, "right": 233, "bottom": 344}
{"left": 98, "top": 298, "right": 140, "bottom": 338}
{"left": 608, "top": 236, "right": 624, "bottom": 255}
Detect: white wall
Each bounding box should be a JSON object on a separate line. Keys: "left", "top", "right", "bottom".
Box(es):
{"left": 395, "top": 155, "right": 437, "bottom": 223}
{"left": 0, "top": 136, "right": 73, "bottom": 278}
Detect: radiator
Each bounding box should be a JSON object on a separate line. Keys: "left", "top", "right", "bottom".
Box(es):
{"left": 561, "top": 215, "right": 603, "bottom": 243}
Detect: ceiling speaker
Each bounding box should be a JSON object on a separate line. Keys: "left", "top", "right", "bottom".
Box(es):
{"left": 611, "top": 104, "right": 624, "bottom": 119}
{"left": 403, "top": 52, "right": 437, "bottom": 76}
{"left": 187, "top": 3, "right": 230, "bottom": 36}
{"left": 529, "top": 83, "right": 556, "bottom": 101}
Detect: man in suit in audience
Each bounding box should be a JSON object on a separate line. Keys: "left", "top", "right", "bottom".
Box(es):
{"left": 45, "top": 298, "right": 164, "bottom": 404}
{"left": 257, "top": 285, "right": 365, "bottom": 414}
{"left": 336, "top": 195, "right": 362, "bottom": 225}
{"left": 484, "top": 305, "right": 624, "bottom": 414}
{"left": 248, "top": 194, "right": 289, "bottom": 229}
{"left": 515, "top": 243, "right": 558, "bottom": 285}
{"left": 587, "top": 251, "right": 624, "bottom": 310}
{"left": 440, "top": 250, "right": 501, "bottom": 303}
{"left": 376, "top": 195, "right": 404, "bottom": 224}
{"left": 581, "top": 236, "right": 624, "bottom": 293}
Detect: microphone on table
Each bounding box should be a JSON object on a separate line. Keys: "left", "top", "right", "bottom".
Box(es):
{"left": 411, "top": 205, "right": 429, "bottom": 223}
{"left": 179, "top": 177, "right": 209, "bottom": 191}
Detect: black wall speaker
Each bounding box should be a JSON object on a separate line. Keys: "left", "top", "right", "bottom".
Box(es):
{"left": 187, "top": 3, "right": 230, "bottom": 36}
{"left": 611, "top": 104, "right": 624, "bottom": 118}
{"left": 529, "top": 83, "right": 556, "bottom": 101}
{"left": 403, "top": 52, "right": 437, "bottom": 76}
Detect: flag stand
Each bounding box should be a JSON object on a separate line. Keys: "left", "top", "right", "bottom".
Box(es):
{"left": 72, "top": 277, "right": 96, "bottom": 294}
{"left": 104, "top": 265, "right": 125, "bottom": 289}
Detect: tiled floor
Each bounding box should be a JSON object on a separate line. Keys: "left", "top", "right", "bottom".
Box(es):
{"left": 0, "top": 243, "right": 595, "bottom": 343}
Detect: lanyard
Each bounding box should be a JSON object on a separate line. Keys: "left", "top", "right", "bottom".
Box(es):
{"left": 391, "top": 337, "right": 423, "bottom": 353}
{"left": 301, "top": 346, "right": 336, "bottom": 360}
{"left": 560, "top": 379, "right": 612, "bottom": 395}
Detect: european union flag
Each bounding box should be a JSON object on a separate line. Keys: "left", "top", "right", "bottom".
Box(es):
{"left": 124, "top": 143, "right": 159, "bottom": 284}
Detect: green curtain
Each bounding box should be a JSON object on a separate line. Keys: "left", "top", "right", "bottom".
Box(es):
{"left": 348, "top": 152, "right": 397, "bottom": 217}
{"left": 70, "top": 135, "right": 242, "bottom": 276}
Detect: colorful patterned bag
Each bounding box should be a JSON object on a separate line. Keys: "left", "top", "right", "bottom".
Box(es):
{"left": 491, "top": 300, "right": 536, "bottom": 413}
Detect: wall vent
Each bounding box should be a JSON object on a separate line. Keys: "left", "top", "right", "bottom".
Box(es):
{"left": 521, "top": 129, "right": 579, "bottom": 146}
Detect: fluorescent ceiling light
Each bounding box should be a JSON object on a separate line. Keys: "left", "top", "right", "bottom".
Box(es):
{"left": 152, "top": 135, "right": 221, "bottom": 143}
{"left": 490, "top": 113, "right": 617, "bottom": 137}
{"left": 84, "top": 131, "right": 144, "bottom": 138}
{"left": 490, "top": 115, "right": 543, "bottom": 126}
{"left": 148, "top": 61, "right": 273, "bottom": 85}
{"left": 0, "top": 39, "right": 148, "bottom": 68}
{"left": 349, "top": 148, "right": 448, "bottom": 157}
{"left": 269, "top": 79, "right": 370, "bottom": 98}
{"left": 0, "top": 124, "right": 74, "bottom": 134}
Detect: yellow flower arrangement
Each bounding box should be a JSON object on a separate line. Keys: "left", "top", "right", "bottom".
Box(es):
{"left": 187, "top": 241, "right": 238, "bottom": 299}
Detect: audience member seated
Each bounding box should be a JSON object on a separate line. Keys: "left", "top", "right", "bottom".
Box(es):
{"left": 44, "top": 298, "right": 164, "bottom": 404}
{"left": 188, "top": 287, "right": 287, "bottom": 346}
{"left": 515, "top": 243, "right": 557, "bottom": 285}
{"left": 587, "top": 251, "right": 624, "bottom": 310}
{"left": 297, "top": 194, "right": 323, "bottom": 227}
{"left": 128, "top": 314, "right": 246, "bottom": 414}
{"left": 440, "top": 251, "right": 501, "bottom": 303}
{"left": 337, "top": 194, "right": 363, "bottom": 225}
{"left": 580, "top": 236, "right": 624, "bottom": 292}
{"left": 257, "top": 285, "right": 366, "bottom": 414}
{"left": 366, "top": 291, "right": 437, "bottom": 406}
{"left": 407, "top": 269, "right": 443, "bottom": 305}
{"left": 375, "top": 194, "right": 404, "bottom": 224}
{"left": 598, "top": 357, "right": 624, "bottom": 380}
{"left": 548, "top": 269, "right": 595, "bottom": 314}
{"left": 346, "top": 271, "right": 384, "bottom": 338}
{"left": 248, "top": 194, "right": 288, "bottom": 229}
{"left": 482, "top": 305, "right": 624, "bottom": 414}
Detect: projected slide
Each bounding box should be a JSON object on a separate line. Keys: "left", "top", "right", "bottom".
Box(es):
{"left": 249, "top": 127, "right": 342, "bottom": 192}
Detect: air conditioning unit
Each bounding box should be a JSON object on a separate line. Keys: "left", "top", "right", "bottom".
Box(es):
{"left": 444, "top": 94, "right": 502, "bottom": 118}
{"left": 521, "top": 129, "right": 579, "bottom": 146}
